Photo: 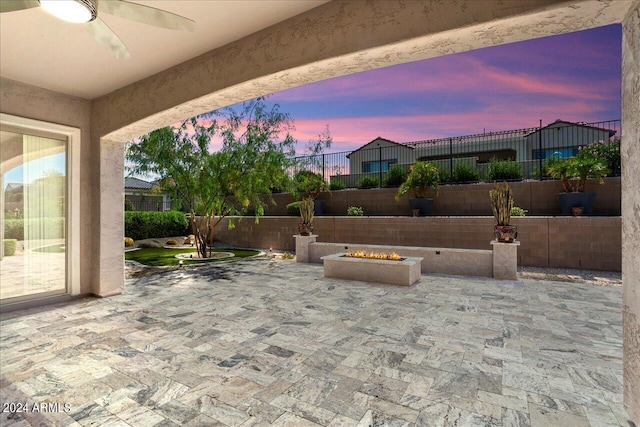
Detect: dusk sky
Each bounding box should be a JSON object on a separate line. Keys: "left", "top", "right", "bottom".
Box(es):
{"left": 5, "top": 26, "right": 623, "bottom": 188}
{"left": 250, "top": 24, "right": 621, "bottom": 154}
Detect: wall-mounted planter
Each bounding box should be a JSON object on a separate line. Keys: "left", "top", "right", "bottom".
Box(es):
{"left": 409, "top": 198, "right": 433, "bottom": 216}
{"left": 314, "top": 199, "right": 325, "bottom": 216}
{"left": 559, "top": 192, "right": 596, "bottom": 216}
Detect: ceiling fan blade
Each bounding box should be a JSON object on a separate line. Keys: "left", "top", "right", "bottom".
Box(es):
{"left": 0, "top": 0, "right": 39, "bottom": 13}
{"left": 98, "top": 0, "right": 195, "bottom": 32}
{"left": 84, "top": 17, "right": 130, "bottom": 59}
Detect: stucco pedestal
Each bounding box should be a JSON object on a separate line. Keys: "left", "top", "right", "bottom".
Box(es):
{"left": 491, "top": 240, "right": 520, "bottom": 280}
{"left": 294, "top": 235, "right": 317, "bottom": 263}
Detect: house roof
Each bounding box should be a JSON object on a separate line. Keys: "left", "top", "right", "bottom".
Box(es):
{"left": 4, "top": 183, "right": 26, "bottom": 192}
{"left": 346, "top": 137, "right": 413, "bottom": 158}
{"left": 346, "top": 119, "right": 617, "bottom": 154}
{"left": 406, "top": 127, "right": 537, "bottom": 149}
{"left": 124, "top": 177, "right": 156, "bottom": 190}
{"left": 524, "top": 119, "right": 617, "bottom": 138}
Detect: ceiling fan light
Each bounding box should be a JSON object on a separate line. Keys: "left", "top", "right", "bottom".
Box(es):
{"left": 39, "top": 0, "right": 97, "bottom": 24}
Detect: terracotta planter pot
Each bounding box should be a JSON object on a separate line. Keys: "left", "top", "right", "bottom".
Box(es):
{"left": 494, "top": 225, "right": 518, "bottom": 243}
{"left": 298, "top": 223, "right": 313, "bottom": 236}
{"left": 572, "top": 206, "right": 585, "bottom": 216}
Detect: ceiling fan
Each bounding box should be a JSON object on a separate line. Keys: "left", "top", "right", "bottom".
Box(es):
{"left": 0, "top": 0, "right": 195, "bottom": 59}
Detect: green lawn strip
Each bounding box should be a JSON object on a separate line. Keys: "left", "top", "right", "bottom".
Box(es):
{"left": 125, "top": 247, "right": 259, "bottom": 267}
{"left": 32, "top": 244, "right": 65, "bottom": 253}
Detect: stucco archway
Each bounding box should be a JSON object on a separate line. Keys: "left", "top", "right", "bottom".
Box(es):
{"left": 83, "top": 0, "right": 639, "bottom": 421}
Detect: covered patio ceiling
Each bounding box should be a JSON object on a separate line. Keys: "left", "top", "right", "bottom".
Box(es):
{"left": 0, "top": 0, "right": 328, "bottom": 99}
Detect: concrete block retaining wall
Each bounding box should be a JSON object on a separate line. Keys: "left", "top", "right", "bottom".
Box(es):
{"left": 262, "top": 177, "right": 621, "bottom": 217}
{"left": 214, "top": 216, "right": 622, "bottom": 271}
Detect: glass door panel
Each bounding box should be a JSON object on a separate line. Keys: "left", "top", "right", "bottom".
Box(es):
{"left": 1, "top": 129, "right": 67, "bottom": 301}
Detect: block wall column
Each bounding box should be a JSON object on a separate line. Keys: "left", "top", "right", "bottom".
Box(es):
{"left": 622, "top": 2, "right": 640, "bottom": 423}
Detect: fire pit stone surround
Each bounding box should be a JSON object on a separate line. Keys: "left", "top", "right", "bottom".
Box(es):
{"left": 321, "top": 253, "right": 423, "bottom": 286}
{"left": 298, "top": 241, "right": 519, "bottom": 280}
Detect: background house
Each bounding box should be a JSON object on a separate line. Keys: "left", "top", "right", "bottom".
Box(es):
{"left": 333, "top": 119, "right": 618, "bottom": 186}
{"left": 124, "top": 177, "right": 171, "bottom": 211}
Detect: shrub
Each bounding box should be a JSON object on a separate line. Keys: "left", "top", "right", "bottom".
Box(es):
{"left": 488, "top": 159, "right": 523, "bottom": 181}
{"left": 165, "top": 239, "right": 178, "bottom": 245}
{"left": 347, "top": 206, "right": 364, "bottom": 216}
{"left": 452, "top": 162, "right": 480, "bottom": 183}
{"left": 489, "top": 182, "right": 514, "bottom": 226}
{"left": 124, "top": 199, "right": 135, "bottom": 211}
{"left": 581, "top": 138, "right": 620, "bottom": 176}
{"left": 396, "top": 161, "right": 440, "bottom": 199}
{"left": 292, "top": 170, "right": 328, "bottom": 199}
{"left": 438, "top": 169, "right": 451, "bottom": 184}
{"left": 286, "top": 201, "right": 301, "bottom": 216}
{"left": 383, "top": 165, "right": 407, "bottom": 187}
{"left": 330, "top": 179, "right": 346, "bottom": 190}
{"left": 124, "top": 237, "right": 135, "bottom": 247}
{"left": 3, "top": 239, "right": 17, "bottom": 256}
{"left": 511, "top": 206, "right": 528, "bottom": 217}
{"left": 546, "top": 148, "right": 609, "bottom": 193}
{"left": 124, "top": 211, "right": 189, "bottom": 241}
{"left": 4, "top": 218, "right": 65, "bottom": 240}
{"left": 358, "top": 176, "right": 379, "bottom": 189}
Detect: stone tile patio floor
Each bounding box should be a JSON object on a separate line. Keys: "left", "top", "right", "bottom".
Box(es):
{"left": 0, "top": 258, "right": 631, "bottom": 426}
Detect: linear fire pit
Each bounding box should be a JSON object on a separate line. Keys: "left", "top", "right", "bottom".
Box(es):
{"left": 321, "top": 253, "right": 423, "bottom": 286}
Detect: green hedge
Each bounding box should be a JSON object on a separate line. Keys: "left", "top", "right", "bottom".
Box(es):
{"left": 358, "top": 176, "right": 379, "bottom": 189}
{"left": 3, "top": 239, "right": 17, "bottom": 256}
{"left": 124, "top": 211, "right": 189, "bottom": 240}
{"left": 488, "top": 159, "right": 523, "bottom": 181}
{"left": 4, "top": 218, "right": 65, "bottom": 240}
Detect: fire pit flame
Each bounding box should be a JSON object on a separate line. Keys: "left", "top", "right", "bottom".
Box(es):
{"left": 345, "top": 251, "right": 403, "bottom": 261}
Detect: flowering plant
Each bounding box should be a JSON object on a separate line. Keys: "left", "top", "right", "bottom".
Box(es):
{"left": 546, "top": 142, "right": 610, "bottom": 192}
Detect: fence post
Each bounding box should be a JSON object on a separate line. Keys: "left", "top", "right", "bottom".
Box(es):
{"left": 378, "top": 146, "right": 382, "bottom": 188}
{"left": 538, "top": 119, "right": 543, "bottom": 181}
{"left": 449, "top": 138, "right": 453, "bottom": 183}
{"left": 322, "top": 154, "right": 326, "bottom": 182}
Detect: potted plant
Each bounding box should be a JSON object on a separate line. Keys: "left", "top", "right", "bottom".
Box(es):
{"left": 489, "top": 182, "right": 517, "bottom": 242}
{"left": 293, "top": 170, "right": 329, "bottom": 215}
{"left": 395, "top": 161, "right": 439, "bottom": 216}
{"left": 298, "top": 198, "right": 314, "bottom": 235}
{"left": 546, "top": 145, "right": 609, "bottom": 216}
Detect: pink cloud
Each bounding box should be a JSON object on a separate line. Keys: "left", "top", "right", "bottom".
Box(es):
{"left": 289, "top": 98, "right": 615, "bottom": 154}
{"left": 272, "top": 54, "right": 618, "bottom": 105}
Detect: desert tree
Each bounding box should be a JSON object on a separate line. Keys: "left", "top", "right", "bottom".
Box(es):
{"left": 126, "top": 97, "right": 296, "bottom": 258}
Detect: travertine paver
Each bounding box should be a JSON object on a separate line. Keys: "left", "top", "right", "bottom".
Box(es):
{"left": 0, "top": 258, "right": 631, "bottom": 426}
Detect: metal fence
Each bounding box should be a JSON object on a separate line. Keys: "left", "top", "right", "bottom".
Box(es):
{"left": 126, "top": 199, "right": 171, "bottom": 212}
{"left": 289, "top": 119, "right": 621, "bottom": 188}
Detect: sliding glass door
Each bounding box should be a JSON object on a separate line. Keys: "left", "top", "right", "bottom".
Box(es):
{"left": 1, "top": 115, "right": 79, "bottom": 304}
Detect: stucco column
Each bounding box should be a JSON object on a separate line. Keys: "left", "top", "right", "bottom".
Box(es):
{"left": 491, "top": 240, "right": 520, "bottom": 280}
{"left": 0, "top": 172, "right": 4, "bottom": 260}
{"left": 622, "top": 2, "right": 640, "bottom": 423}
{"left": 294, "top": 234, "right": 316, "bottom": 263}
{"left": 95, "top": 139, "right": 125, "bottom": 297}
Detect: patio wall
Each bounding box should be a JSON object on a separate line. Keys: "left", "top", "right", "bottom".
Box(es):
{"left": 264, "top": 177, "right": 621, "bottom": 217}
{"left": 215, "top": 216, "right": 621, "bottom": 272}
